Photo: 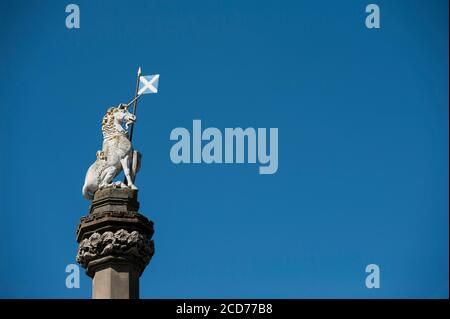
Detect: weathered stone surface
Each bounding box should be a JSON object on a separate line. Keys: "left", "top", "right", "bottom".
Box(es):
{"left": 92, "top": 262, "right": 140, "bottom": 299}
{"left": 77, "top": 229, "right": 154, "bottom": 277}
{"left": 76, "top": 188, "right": 154, "bottom": 298}
{"left": 90, "top": 187, "right": 140, "bottom": 214}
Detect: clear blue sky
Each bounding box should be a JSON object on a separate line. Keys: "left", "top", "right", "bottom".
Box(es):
{"left": 0, "top": 0, "right": 448, "bottom": 298}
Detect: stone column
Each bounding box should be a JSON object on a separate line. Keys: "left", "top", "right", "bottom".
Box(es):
{"left": 76, "top": 188, "right": 154, "bottom": 299}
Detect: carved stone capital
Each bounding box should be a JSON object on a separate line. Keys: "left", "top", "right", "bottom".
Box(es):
{"left": 76, "top": 188, "right": 154, "bottom": 278}
{"left": 77, "top": 229, "right": 154, "bottom": 277}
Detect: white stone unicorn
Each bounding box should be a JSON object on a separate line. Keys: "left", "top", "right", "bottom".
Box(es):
{"left": 82, "top": 103, "right": 141, "bottom": 200}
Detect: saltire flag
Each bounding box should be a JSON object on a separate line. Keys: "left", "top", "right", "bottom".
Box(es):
{"left": 138, "top": 74, "right": 159, "bottom": 95}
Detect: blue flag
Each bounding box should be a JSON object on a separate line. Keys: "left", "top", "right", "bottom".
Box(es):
{"left": 138, "top": 74, "right": 159, "bottom": 95}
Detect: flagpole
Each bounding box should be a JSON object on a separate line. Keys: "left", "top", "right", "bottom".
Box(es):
{"left": 129, "top": 66, "right": 141, "bottom": 143}
{"left": 124, "top": 66, "right": 141, "bottom": 185}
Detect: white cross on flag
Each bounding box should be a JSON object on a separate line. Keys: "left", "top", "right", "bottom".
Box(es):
{"left": 138, "top": 74, "right": 159, "bottom": 95}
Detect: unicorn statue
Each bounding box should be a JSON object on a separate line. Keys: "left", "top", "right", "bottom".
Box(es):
{"left": 82, "top": 103, "right": 141, "bottom": 200}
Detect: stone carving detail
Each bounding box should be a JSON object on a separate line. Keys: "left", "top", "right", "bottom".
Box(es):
{"left": 76, "top": 229, "right": 154, "bottom": 268}
{"left": 82, "top": 104, "right": 142, "bottom": 200}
